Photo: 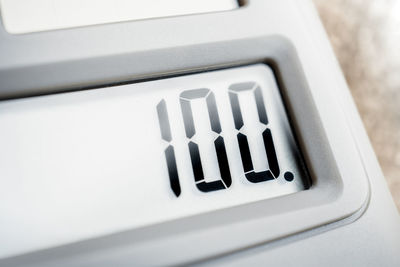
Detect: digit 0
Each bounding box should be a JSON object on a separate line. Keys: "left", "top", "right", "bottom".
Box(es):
{"left": 180, "top": 88, "right": 232, "bottom": 192}
{"left": 228, "top": 82, "right": 280, "bottom": 183}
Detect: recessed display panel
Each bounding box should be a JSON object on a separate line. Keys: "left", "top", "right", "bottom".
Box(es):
{"left": 0, "top": 64, "right": 308, "bottom": 258}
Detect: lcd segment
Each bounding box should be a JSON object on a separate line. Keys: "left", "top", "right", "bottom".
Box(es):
{"left": 0, "top": 64, "right": 308, "bottom": 258}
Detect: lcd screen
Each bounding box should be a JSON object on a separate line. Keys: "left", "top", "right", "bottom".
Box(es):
{"left": 0, "top": 64, "right": 309, "bottom": 258}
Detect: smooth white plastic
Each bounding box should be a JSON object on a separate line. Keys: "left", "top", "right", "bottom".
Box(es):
{"left": 0, "top": 0, "right": 238, "bottom": 34}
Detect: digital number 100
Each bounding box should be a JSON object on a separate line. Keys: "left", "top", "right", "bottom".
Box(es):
{"left": 157, "top": 82, "right": 294, "bottom": 197}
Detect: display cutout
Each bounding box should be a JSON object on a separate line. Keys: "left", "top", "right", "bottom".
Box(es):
{"left": 0, "top": 64, "right": 308, "bottom": 258}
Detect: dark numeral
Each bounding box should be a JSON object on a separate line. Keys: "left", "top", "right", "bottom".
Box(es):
{"left": 158, "top": 82, "right": 293, "bottom": 197}
{"left": 180, "top": 88, "right": 232, "bottom": 192}
{"left": 228, "top": 82, "right": 280, "bottom": 182}
{"left": 157, "top": 100, "right": 181, "bottom": 197}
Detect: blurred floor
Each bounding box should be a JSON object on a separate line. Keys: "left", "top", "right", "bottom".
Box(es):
{"left": 313, "top": 0, "right": 400, "bottom": 211}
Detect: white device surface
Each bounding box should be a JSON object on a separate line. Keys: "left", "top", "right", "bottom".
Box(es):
{"left": 0, "top": 0, "right": 399, "bottom": 266}
{"left": 0, "top": 0, "right": 238, "bottom": 34}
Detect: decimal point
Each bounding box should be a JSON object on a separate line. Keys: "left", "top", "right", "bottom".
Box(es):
{"left": 284, "top": 171, "right": 294, "bottom": 182}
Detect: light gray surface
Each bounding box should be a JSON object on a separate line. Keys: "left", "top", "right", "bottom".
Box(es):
{"left": 200, "top": 4, "right": 400, "bottom": 266}
{"left": 0, "top": 0, "right": 238, "bottom": 34}
{"left": 0, "top": 0, "right": 398, "bottom": 266}
{"left": 0, "top": 35, "right": 370, "bottom": 265}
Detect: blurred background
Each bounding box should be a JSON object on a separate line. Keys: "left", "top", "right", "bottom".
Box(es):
{"left": 313, "top": 0, "right": 400, "bottom": 211}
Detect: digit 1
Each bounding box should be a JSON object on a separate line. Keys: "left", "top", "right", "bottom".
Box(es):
{"left": 180, "top": 88, "right": 232, "bottom": 192}
{"left": 228, "top": 82, "right": 281, "bottom": 183}
{"left": 157, "top": 99, "right": 181, "bottom": 197}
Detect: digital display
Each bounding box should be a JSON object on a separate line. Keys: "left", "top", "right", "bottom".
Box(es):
{"left": 157, "top": 83, "right": 298, "bottom": 197}
{"left": 0, "top": 64, "right": 308, "bottom": 258}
